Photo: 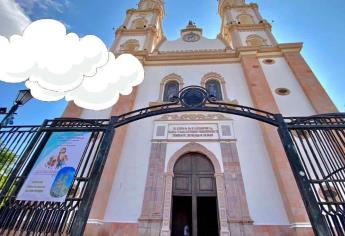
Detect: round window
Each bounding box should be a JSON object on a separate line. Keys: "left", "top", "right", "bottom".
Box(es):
{"left": 275, "top": 88, "right": 291, "bottom": 96}
{"left": 263, "top": 59, "right": 276, "bottom": 64}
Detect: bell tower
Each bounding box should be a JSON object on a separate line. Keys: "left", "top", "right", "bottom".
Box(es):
{"left": 111, "top": 0, "right": 165, "bottom": 54}
{"left": 218, "top": 0, "right": 277, "bottom": 49}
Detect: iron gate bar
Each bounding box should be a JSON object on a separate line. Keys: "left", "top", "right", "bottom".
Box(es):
{"left": 275, "top": 114, "right": 332, "bottom": 236}
{"left": 0, "top": 118, "right": 114, "bottom": 235}
{"left": 0, "top": 121, "right": 48, "bottom": 197}
{"left": 70, "top": 116, "right": 118, "bottom": 235}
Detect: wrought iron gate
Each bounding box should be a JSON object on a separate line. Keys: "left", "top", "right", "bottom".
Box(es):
{"left": 0, "top": 86, "right": 344, "bottom": 236}
{"left": 278, "top": 114, "right": 345, "bottom": 236}
{"left": 0, "top": 118, "right": 116, "bottom": 235}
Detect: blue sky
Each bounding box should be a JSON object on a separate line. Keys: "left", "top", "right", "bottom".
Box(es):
{"left": 0, "top": 0, "right": 344, "bottom": 125}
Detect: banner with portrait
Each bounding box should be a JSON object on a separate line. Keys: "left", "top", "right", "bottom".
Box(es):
{"left": 17, "top": 132, "right": 92, "bottom": 202}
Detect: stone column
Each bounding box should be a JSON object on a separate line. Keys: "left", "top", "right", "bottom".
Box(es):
{"left": 215, "top": 173, "right": 231, "bottom": 236}
{"left": 241, "top": 55, "right": 312, "bottom": 235}
{"left": 139, "top": 142, "right": 167, "bottom": 236}
{"left": 220, "top": 142, "right": 254, "bottom": 235}
{"left": 160, "top": 172, "right": 173, "bottom": 236}
{"left": 284, "top": 51, "right": 338, "bottom": 113}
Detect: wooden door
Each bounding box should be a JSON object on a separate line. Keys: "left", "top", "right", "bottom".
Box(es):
{"left": 172, "top": 153, "right": 217, "bottom": 236}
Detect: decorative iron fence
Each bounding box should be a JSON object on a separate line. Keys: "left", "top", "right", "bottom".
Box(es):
{"left": 0, "top": 118, "right": 116, "bottom": 235}
{"left": 285, "top": 114, "right": 345, "bottom": 236}
{"left": 0, "top": 125, "right": 40, "bottom": 192}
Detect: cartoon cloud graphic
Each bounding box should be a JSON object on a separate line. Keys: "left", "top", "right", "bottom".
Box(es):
{"left": 0, "top": 19, "right": 144, "bottom": 111}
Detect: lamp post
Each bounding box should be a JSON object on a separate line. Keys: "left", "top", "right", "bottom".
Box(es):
{"left": 0, "top": 89, "right": 33, "bottom": 127}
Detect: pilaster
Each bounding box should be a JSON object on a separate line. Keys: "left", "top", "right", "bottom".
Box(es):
{"left": 138, "top": 142, "right": 167, "bottom": 236}
{"left": 284, "top": 51, "right": 338, "bottom": 113}
{"left": 220, "top": 142, "right": 254, "bottom": 235}
{"left": 241, "top": 54, "right": 310, "bottom": 235}
{"left": 62, "top": 101, "right": 83, "bottom": 118}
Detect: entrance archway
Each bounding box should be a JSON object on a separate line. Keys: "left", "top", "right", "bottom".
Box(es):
{"left": 0, "top": 86, "right": 342, "bottom": 236}
{"left": 172, "top": 153, "right": 218, "bottom": 236}
{"left": 160, "top": 143, "right": 229, "bottom": 236}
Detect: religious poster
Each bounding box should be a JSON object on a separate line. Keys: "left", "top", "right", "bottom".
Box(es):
{"left": 16, "top": 132, "right": 92, "bottom": 202}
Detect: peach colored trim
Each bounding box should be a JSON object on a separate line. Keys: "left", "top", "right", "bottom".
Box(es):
{"left": 153, "top": 36, "right": 166, "bottom": 52}
{"left": 161, "top": 143, "right": 230, "bottom": 236}
{"left": 84, "top": 222, "right": 138, "bottom": 236}
{"left": 86, "top": 87, "right": 139, "bottom": 223}
{"left": 283, "top": 52, "right": 338, "bottom": 113}
{"left": 241, "top": 55, "right": 309, "bottom": 224}
{"left": 227, "top": 22, "right": 272, "bottom": 31}
{"left": 255, "top": 225, "right": 314, "bottom": 236}
{"left": 124, "top": 11, "right": 133, "bottom": 28}
{"left": 220, "top": 142, "right": 254, "bottom": 235}
{"left": 138, "top": 142, "right": 167, "bottom": 235}
{"left": 61, "top": 101, "right": 83, "bottom": 118}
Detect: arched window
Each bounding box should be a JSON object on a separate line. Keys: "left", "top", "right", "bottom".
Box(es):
{"left": 132, "top": 18, "right": 146, "bottom": 29}
{"left": 206, "top": 80, "right": 223, "bottom": 100}
{"left": 238, "top": 14, "right": 254, "bottom": 24}
{"left": 163, "top": 81, "right": 179, "bottom": 102}
{"left": 120, "top": 39, "right": 140, "bottom": 51}
{"left": 246, "top": 35, "right": 266, "bottom": 47}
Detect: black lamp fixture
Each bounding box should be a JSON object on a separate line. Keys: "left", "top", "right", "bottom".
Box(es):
{"left": 15, "top": 89, "right": 33, "bottom": 106}
{"left": 0, "top": 89, "right": 33, "bottom": 127}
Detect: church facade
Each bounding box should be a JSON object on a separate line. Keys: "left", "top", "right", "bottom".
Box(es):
{"left": 63, "top": 0, "right": 338, "bottom": 235}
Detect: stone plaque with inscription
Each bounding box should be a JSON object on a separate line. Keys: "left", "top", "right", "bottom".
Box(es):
{"left": 167, "top": 124, "right": 219, "bottom": 140}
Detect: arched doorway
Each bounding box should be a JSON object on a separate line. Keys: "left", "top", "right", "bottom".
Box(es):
{"left": 171, "top": 153, "right": 219, "bottom": 236}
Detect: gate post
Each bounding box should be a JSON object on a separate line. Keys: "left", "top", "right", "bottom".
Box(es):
{"left": 70, "top": 116, "right": 118, "bottom": 236}
{"left": 274, "top": 114, "right": 331, "bottom": 236}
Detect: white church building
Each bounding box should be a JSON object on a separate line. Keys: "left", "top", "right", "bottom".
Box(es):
{"left": 62, "top": 0, "right": 338, "bottom": 235}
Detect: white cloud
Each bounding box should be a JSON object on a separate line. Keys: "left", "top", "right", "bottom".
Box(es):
{"left": 0, "top": 19, "right": 145, "bottom": 111}
{"left": 67, "top": 53, "right": 144, "bottom": 110}
{"left": 0, "top": 0, "right": 31, "bottom": 37}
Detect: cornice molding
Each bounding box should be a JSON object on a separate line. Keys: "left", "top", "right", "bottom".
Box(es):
{"left": 127, "top": 8, "right": 163, "bottom": 17}
{"left": 116, "top": 26, "right": 158, "bottom": 36}
{"left": 226, "top": 22, "right": 272, "bottom": 31}
{"left": 114, "top": 43, "right": 303, "bottom": 66}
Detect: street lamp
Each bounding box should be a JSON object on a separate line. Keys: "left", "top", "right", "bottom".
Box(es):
{"left": 0, "top": 89, "right": 33, "bottom": 126}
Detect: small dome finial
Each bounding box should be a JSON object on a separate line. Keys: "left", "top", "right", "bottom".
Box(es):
{"left": 187, "top": 20, "right": 196, "bottom": 28}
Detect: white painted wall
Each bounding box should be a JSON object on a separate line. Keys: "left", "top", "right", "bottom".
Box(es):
{"left": 159, "top": 37, "right": 226, "bottom": 52}
{"left": 103, "top": 63, "right": 289, "bottom": 225}
{"left": 260, "top": 57, "right": 316, "bottom": 116}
